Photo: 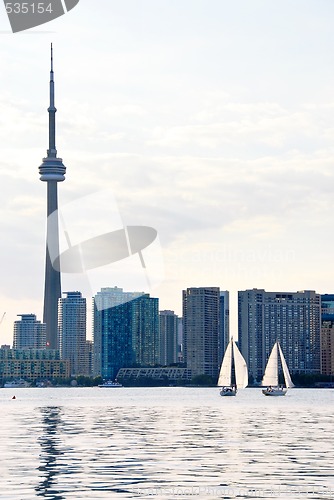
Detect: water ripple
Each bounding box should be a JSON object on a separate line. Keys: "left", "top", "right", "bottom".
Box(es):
{"left": 0, "top": 388, "right": 333, "bottom": 498}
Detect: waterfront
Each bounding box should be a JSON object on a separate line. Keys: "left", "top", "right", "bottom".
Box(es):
{"left": 0, "top": 387, "right": 333, "bottom": 499}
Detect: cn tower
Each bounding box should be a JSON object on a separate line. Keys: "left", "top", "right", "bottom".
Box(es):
{"left": 39, "top": 45, "right": 66, "bottom": 349}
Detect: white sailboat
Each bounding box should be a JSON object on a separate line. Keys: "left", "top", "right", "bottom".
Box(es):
{"left": 262, "top": 341, "right": 294, "bottom": 396}
{"left": 218, "top": 337, "right": 248, "bottom": 396}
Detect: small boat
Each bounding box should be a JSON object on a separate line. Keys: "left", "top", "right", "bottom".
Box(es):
{"left": 218, "top": 337, "right": 248, "bottom": 396}
{"left": 4, "top": 379, "right": 30, "bottom": 388}
{"left": 98, "top": 380, "right": 123, "bottom": 388}
{"left": 262, "top": 341, "right": 294, "bottom": 396}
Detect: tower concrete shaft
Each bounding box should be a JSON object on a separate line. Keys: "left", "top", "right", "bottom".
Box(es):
{"left": 39, "top": 45, "right": 66, "bottom": 349}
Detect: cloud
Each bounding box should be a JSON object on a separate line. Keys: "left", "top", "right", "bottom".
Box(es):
{"left": 146, "top": 101, "right": 322, "bottom": 152}
{"left": 1, "top": 0, "right": 334, "bottom": 342}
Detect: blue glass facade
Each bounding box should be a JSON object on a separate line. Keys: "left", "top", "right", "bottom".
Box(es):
{"left": 93, "top": 288, "right": 159, "bottom": 380}
{"left": 321, "top": 294, "right": 334, "bottom": 322}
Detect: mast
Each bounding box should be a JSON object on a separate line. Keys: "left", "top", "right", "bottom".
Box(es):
{"left": 230, "top": 338, "right": 236, "bottom": 387}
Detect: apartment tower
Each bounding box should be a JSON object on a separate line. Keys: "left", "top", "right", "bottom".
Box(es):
{"left": 182, "top": 287, "right": 221, "bottom": 380}
{"left": 13, "top": 314, "right": 46, "bottom": 350}
{"left": 58, "top": 291, "right": 87, "bottom": 376}
{"left": 238, "top": 289, "right": 321, "bottom": 383}
{"left": 93, "top": 287, "right": 159, "bottom": 380}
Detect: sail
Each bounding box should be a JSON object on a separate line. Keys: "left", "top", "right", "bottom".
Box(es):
{"left": 262, "top": 342, "right": 278, "bottom": 386}
{"left": 278, "top": 343, "right": 294, "bottom": 388}
{"left": 217, "top": 340, "right": 232, "bottom": 386}
{"left": 232, "top": 339, "right": 248, "bottom": 389}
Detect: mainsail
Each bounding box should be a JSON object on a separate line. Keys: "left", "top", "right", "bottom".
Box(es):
{"left": 217, "top": 340, "right": 232, "bottom": 387}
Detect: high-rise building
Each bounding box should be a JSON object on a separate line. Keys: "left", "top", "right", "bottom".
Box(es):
{"left": 93, "top": 287, "right": 141, "bottom": 378}
{"left": 238, "top": 289, "right": 321, "bottom": 382}
{"left": 219, "top": 291, "right": 230, "bottom": 363}
{"left": 58, "top": 291, "right": 87, "bottom": 376}
{"left": 182, "top": 287, "right": 221, "bottom": 380}
{"left": 320, "top": 294, "right": 334, "bottom": 376}
{"left": 321, "top": 294, "right": 334, "bottom": 321}
{"left": 13, "top": 314, "right": 46, "bottom": 349}
{"left": 39, "top": 45, "right": 66, "bottom": 349}
{"left": 320, "top": 322, "right": 334, "bottom": 376}
{"left": 132, "top": 294, "right": 159, "bottom": 367}
{"left": 93, "top": 287, "right": 159, "bottom": 380}
{"left": 86, "top": 340, "right": 94, "bottom": 377}
{"left": 177, "top": 317, "right": 183, "bottom": 363}
{"left": 94, "top": 299, "right": 135, "bottom": 380}
{"left": 159, "top": 310, "right": 179, "bottom": 366}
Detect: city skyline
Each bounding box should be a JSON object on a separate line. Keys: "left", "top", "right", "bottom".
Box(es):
{"left": 1, "top": 285, "right": 331, "bottom": 383}
{"left": 1, "top": 1, "right": 334, "bottom": 344}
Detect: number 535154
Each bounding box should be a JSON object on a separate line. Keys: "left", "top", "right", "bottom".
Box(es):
{"left": 5, "top": 3, "right": 53, "bottom": 14}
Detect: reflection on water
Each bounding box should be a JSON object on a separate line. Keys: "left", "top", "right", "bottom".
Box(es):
{"left": 36, "top": 407, "right": 65, "bottom": 499}
{"left": 0, "top": 388, "right": 333, "bottom": 499}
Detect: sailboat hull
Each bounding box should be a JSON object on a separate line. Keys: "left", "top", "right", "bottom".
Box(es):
{"left": 262, "top": 387, "right": 287, "bottom": 396}
{"left": 220, "top": 387, "right": 237, "bottom": 397}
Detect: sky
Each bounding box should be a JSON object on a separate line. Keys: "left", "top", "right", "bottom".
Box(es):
{"left": 1, "top": 0, "right": 334, "bottom": 344}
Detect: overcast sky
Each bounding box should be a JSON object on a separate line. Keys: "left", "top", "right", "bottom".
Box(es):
{"left": 0, "top": 0, "right": 334, "bottom": 344}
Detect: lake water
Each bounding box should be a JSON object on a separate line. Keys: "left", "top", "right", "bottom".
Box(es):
{"left": 0, "top": 387, "right": 333, "bottom": 499}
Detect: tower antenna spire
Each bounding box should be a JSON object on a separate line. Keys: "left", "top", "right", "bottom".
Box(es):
{"left": 48, "top": 42, "right": 56, "bottom": 158}
{"left": 51, "top": 42, "right": 53, "bottom": 72}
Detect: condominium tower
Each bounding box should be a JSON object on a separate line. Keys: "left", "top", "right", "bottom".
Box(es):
{"left": 320, "top": 294, "right": 334, "bottom": 376}
{"left": 159, "top": 310, "right": 179, "bottom": 366}
{"left": 93, "top": 287, "right": 159, "bottom": 380}
{"left": 238, "top": 289, "right": 321, "bottom": 382}
{"left": 219, "top": 291, "right": 230, "bottom": 362}
{"left": 182, "top": 287, "right": 221, "bottom": 380}
{"left": 58, "top": 291, "right": 87, "bottom": 376}
{"left": 13, "top": 314, "right": 46, "bottom": 349}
